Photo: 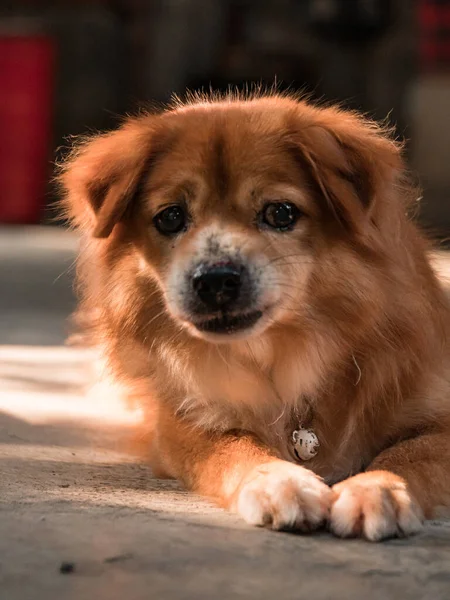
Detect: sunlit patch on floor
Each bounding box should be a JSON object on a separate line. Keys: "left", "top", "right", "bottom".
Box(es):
{"left": 0, "top": 345, "right": 143, "bottom": 426}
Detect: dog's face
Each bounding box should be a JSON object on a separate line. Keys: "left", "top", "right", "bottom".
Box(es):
{"left": 136, "top": 108, "right": 321, "bottom": 341}
{"left": 62, "top": 96, "right": 403, "bottom": 343}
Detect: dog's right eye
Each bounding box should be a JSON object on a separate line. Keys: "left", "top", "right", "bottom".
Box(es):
{"left": 261, "top": 202, "right": 301, "bottom": 231}
{"left": 153, "top": 205, "right": 187, "bottom": 235}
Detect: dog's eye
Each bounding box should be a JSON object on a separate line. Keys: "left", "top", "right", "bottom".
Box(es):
{"left": 262, "top": 202, "right": 300, "bottom": 231}
{"left": 154, "top": 205, "right": 187, "bottom": 235}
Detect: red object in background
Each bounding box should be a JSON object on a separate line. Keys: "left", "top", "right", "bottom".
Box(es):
{"left": 419, "top": 0, "right": 450, "bottom": 72}
{"left": 0, "top": 35, "right": 55, "bottom": 223}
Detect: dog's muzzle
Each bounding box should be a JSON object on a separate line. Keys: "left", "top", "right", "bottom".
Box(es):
{"left": 188, "top": 261, "right": 262, "bottom": 335}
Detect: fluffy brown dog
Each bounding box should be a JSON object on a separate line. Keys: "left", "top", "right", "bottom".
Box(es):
{"left": 60, "top": 93, "right": 450, "bottom": 541}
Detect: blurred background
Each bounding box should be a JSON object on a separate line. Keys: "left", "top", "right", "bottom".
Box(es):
{"left": 0, "top": 0, "right": 450, "bottom": 346}
{"left": 0, "top": 0, "right": 450, "bottom": 236}
{"left": 0, "top": 0, "right": 449, "bottom": 232}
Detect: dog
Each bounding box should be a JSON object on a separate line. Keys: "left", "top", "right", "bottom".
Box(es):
{"left": 59, "top": 92, "right": 450, "bottom": 541}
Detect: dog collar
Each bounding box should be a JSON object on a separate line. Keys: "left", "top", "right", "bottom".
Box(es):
{"left": 292, "top": 427, "right": 320, "bottom": 461}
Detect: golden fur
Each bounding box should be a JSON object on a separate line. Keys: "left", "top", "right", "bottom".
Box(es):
{"left": 59, "top": 92, "right": 450, "bottom": 540}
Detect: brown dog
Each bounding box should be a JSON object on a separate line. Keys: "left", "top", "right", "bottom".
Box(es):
{"left": 59, "top": 93, "right": 450, "bottom": 541}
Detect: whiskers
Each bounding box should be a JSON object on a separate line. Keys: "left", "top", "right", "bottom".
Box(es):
{"left": 266, "top": 252, "right": 314, "bottom": 268}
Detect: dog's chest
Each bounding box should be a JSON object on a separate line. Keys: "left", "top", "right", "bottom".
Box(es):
{"left": 187, "top": 338, "right": 325, "bottom": 418}
{"left": 180, "top": 357, "right": 365, "bottom": 483}
{"left": 168, "top": 339, "right": 368, "bottom": 482}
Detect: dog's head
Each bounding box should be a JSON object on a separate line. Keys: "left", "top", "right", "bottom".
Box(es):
{"left": 60, "top": 95, "right": 406, "bottom": 343}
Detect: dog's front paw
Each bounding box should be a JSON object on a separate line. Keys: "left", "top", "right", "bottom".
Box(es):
{"left": 233, "top": 460, "right": 332, "bottom": 531}
{"left": 330, "top": 471, "right": 424, "bottom": 542}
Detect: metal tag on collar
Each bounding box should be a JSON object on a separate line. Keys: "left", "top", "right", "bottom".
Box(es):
{"left": 292, "top": 427, "right": 319, "bottom": 461}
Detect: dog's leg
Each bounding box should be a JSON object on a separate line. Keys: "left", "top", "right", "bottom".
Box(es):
{"left": 330, "top": 431, "right": 450, "bottom": 541}
{"left": 155, "top": 404, "right": 332, "bottom": 531}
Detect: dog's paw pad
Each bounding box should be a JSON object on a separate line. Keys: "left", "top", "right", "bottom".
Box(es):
{"left": 234, "top": 460, "right": 332, "bottom": 531}
{"left": 330, "top": 472, "right": 423, "bottom": 542}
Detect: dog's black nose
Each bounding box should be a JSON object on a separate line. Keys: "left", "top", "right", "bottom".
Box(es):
{"left": 192, "top": 264, "right": 242, "bottom": 310}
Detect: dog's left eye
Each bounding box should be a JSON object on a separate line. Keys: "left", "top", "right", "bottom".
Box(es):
{"left": 261, "top": 202, "right": 300, "bottom": 231}
{"left": 154, "top": 205, "right": 187, "bottom": 235}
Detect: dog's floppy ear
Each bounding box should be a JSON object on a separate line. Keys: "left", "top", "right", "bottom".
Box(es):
{"left": 290, "top": 106, "right": 405, "bottom": 232}
{"left": 59, "top": 118, "right": 154, "bottom": 238}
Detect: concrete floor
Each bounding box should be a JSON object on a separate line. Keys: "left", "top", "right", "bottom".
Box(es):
{"left": 1, "top": 227, "right": 450, "bottom": 600}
